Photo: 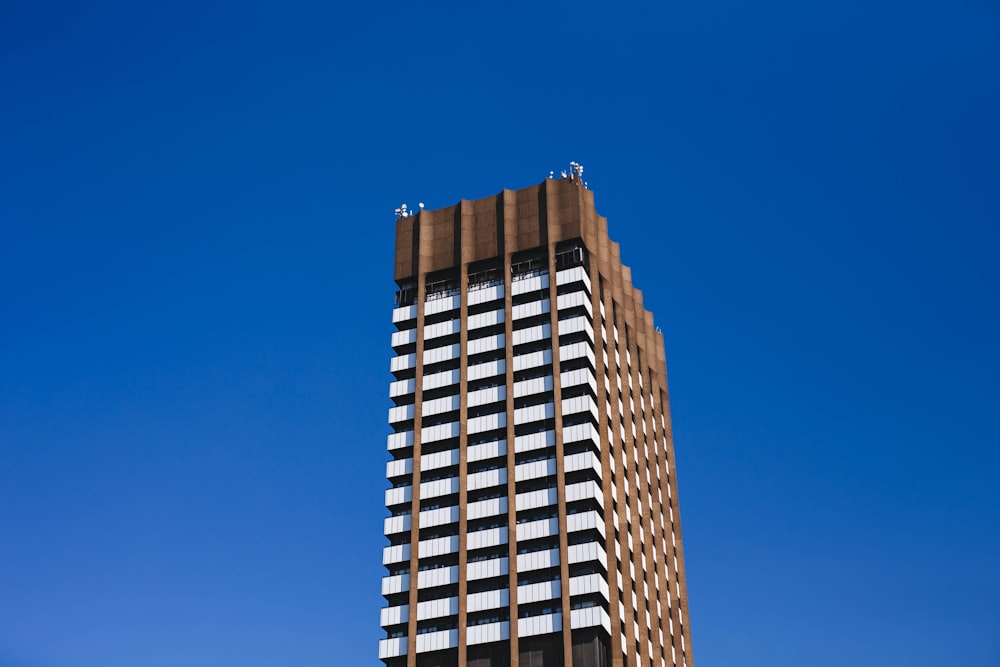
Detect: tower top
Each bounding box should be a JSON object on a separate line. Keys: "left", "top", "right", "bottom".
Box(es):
{"left": 392, "top": 175, "right": 605, "bottom": 282}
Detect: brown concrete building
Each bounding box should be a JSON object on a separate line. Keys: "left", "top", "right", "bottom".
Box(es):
{"left": 380, "top": 171, "right": 693, "bottom": 667}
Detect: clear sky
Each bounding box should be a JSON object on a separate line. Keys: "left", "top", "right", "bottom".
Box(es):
{"left": 1, "top": 1, "right": 998, "bottom": 665}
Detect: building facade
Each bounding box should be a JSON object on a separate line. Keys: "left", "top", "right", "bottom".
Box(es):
{"left": 380, "top": 174, "right": 693, "bottom": 667}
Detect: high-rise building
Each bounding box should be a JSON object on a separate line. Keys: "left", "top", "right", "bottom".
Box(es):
{"left": 380, "top": 172, "right": 693, "bottom": 667}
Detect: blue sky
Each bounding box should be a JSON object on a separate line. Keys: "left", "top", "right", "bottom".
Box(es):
{"left": 1, "top": 1, "right": 997, "bottom": 665}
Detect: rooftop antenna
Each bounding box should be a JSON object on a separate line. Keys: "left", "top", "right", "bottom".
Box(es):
{"left": 394, "top": 203, "right": 410, "bottom": 219}
{"left": 565, "top": 161, "right": 587, "bottom": 189}
{"left": 418, "top": 202, "right": 425, "bottom": 210}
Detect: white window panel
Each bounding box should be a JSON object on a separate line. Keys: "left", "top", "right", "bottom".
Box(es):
{"left": 557, "top": 291, "right": 593, "bottom": 316}
{"left": 511, "top": 273, "right": 548, "bottom": 295}
{"left": 420, "top": 448, "right": 459, "bottom": 471}
{"left": 467, "top": 468, "right": 506, "bottom": 491}
{"left": 417, "top": 565, "right": 459, "bottom": 589}
{"left": 380, "top": 604, "right": 408, "bottom": 627}
{"left": 570, "top": 607, "right": 611, "bottom": 633}
{"left": 518, "top": 612, "right": 562, "bottom": 638}
{"left": 468, "top": 412, "right": 505, "bottom": 434}
{"left": 468, "top": 385, "right": 505, "bottom": 408}
{"left": 391, "top": 353, "right": 416, "bottom": 373}
{"left": 566, "top": 510, "right": 606, "bottom": 537}
{"left": 422, "top": 394, "right": 460, "bottom": 417}
{"left": 513, "top": 374, "right": 553, "bottom": 398}
{"left": 383, "top": 543, "right": 411, "bottom": 565}
{"left": 468, "top": 358, "right": 505, "bottom": 382}
{"left": 385, "top": 485, "right": 412, "bottom": 506}
{"left": 513, "top": 348, "right": 552, "bottom": 372}
{"left": 424, "top": 319, "right": 460, "bottom": 340}
{"left": 467, "top": 557, "right": 508, "bottom": 581}
{"left": 469, "top": 309, "right": 504, "bottom": 330}
{"left": 465, "top": 621, "right": 510, "bottom": 646}
{"left": 386, "top": 457, "right": 413, "bottom": 478}
{"left": 414, "top": 628, "right": 458, "bottom": 653}
{"left": 515, "top": 516, "right": 559, "bottom": 542}
{"left": 418, "top": 506, "right": 459, "bottom": 529}
{"left": 565, "top": 480, "right": 603, "bottom": 508}
{"left": 513, "top": 298, "right": 550, "bottom": 321}
{"left": 515, "top": 457, "right": 557, "bottom": 483}
{"left": 388, "top": 404, "right": 415, "bottom": 423}
{"left": 467, "top": 496, "right": 507, "bottom": 521}
{"left": 421, "top": 368, "right": 460, "bottom": 392}
{"left": 468, "top": 283, "right": 504, "bottom": 305}
{"left": 555, "top": 266, "right": 592, "bottom": 290}
{"left": 567, "top": 542, "right": 608, "bottom": 570}
{"left": 515, "top": 487, "right": 558, "bottom": 512}
{"left": 466, "top": 620, "right": 510, "bottom": 646}
{"left": 384, "top": 514, "right": 411, "bottom": 535}
{"left": 421, "top": 422, "right": 460, "bottom": 443}
{"left": 425, "top": 294, "right": 461, "bottom": 316}
{"left": 559, "top": 341, "right": 596, "bottom": 367}
{"left": 468, "top": 439, "right": 506, "bottom": 462}
{"left": 418, "top": 535, "right": 459, "bottom": 558}
{"left": 518, "top": 578, "right": 560, "bottom": 604}
{"left": 416, "top": 596, "right": 458, "bottom": 621}
{"left": 423, "top": 344, "right": 460, "bottom": 366}
{"left": 467, "top": 526, "right": 507, "bottom": 551}
{"left": 391, "top": 328, "right": 417, "bottom": 348}
{"left": 563, "top": 423, "right": 599, "bottom": 446}
{"left": 468, "top": 333, "right": 505, "bottom": 356}
{"left": 514, "top": 430, "right": 555, "bottom": 454}
{"left": 562, "top": 395, "right": 598, "bottom": 421}
{"left": 512, "top": 322, "right": 551, "bottom": 346}
{"left": 381, "top": 573, "right": 410, "bottom": 596}
{"left": 378, "top": 637, "right": 407, "bottom": 659}
{"left": 420, "top": 476, "right": 459, "bottom": 499}
{"left": 389, "top": 378, "right": 416, "bottom": 398}
{"left": 569, "top": 573, "right": 610, "bottom": 601}
{"left": 467, "top": 587, "right": 509, "bottom": 613}
{"left": 516, "top": 547, "right": 559, "bottom": 572}
{"left": 557, "top": 315, "right": 594, "bottom": 341}
{"left": 392, "top": 304, "right": 417, "bottom": 324}
{"left": 560, "top": 367, "right": 597, "bottom": 394}
{"left": 565, "top": 451, "right": 602, "bottom": 479}
{"left": 514, "top": 401, "right": 554, "bottom": 425}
